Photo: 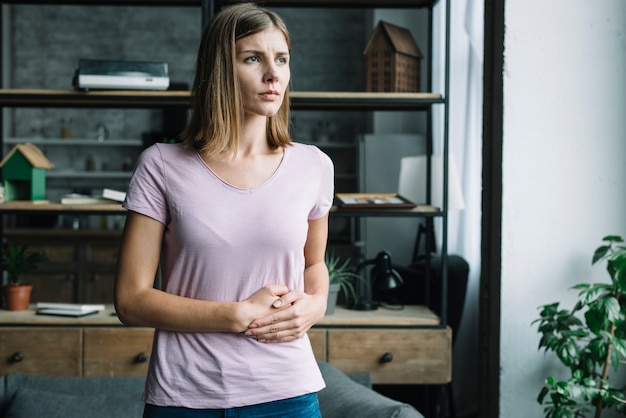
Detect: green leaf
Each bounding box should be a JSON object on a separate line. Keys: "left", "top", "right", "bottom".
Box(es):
{"left": 611, "top": 253, "right": 626, "bottom": 290}
{"left": 600, "top": 296, "right": 621, "bottom": 322}
{"left": 593, "top": 245, "right": 611, "bottom": 265}
{"left": 557, "top": 341, "right": 579, "bottom": 366}
{"left": 585, "top": 308, "right": 608, "bottom": 335}
{"left": 538, "top": 386, "right": 550, "bottom": 404}
{"left": 611, "top": 336, "right": 626, "bottom": 357}
{"left": 602, "top": 235, "right": 624, "bottom": 243}
{"left": 588, "top": 337, "right": 608, "bottom": 363}
{"left": 539, "top": 334, "right": 559, "bottom": 351}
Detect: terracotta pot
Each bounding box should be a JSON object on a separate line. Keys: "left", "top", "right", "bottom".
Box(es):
{"left": 3, "top": 284, "right": 33, "bottom": 311}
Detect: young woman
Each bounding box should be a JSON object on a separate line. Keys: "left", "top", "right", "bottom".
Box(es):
{"left": 114, "top": 3, "right": 334, "bottom": 417}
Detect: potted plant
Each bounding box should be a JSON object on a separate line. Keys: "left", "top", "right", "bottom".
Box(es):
{"left": 1, "top": 243, "right": 48, "bottom": 311}
{"left": 325, "top": 252, "right": 362, "bottom": 315}
{"left": 533, "top": 235, "right": 626, "bottom": 417}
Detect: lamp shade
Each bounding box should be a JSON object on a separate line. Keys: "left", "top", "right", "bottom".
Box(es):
{"left": 398, "top": 154, "right": 465, "bottom": 210}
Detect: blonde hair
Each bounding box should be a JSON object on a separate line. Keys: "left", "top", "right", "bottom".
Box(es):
{"left": 180, "top": 3, "right": 292, "bottom": 156}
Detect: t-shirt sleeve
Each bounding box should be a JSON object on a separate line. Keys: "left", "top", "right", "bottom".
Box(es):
{"left": 123, "top": 144, "right": 169, "bottom": 225}
{"left": 309, "top": 147, "right": 335, "bottom": 220}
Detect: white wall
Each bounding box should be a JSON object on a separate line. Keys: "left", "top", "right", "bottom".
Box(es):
{"left": 501, "top": 1, "right": 626, "bottom": 416}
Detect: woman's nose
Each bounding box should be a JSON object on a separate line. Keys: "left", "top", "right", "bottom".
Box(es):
{"left": 263, "top": 64, "right": 278, "bottom": 83}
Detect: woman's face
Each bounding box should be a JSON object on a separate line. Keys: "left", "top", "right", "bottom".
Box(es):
{"left": 235, "top": 26, "right": 290, "bottom": 119}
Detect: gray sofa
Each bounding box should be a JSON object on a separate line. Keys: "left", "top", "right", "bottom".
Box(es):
{"left": 0, "top": 362, "right": 423, "bottom": 418}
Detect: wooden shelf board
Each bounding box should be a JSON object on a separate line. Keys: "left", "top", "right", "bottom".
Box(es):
{"left": 318, "top": 305, "right": 441, "bottom": 327}
{"left": 0, "top": 304, "right": 440, "bottom": 327}
{"left": 0, "top": 201, "right": 441, "bottom": 217}
{"left": 0, "top": 89, "right": 443, "bottom": 110}
{"left": 0, "top": 201, "right": 126, "bottom": 214}
{"left": 330, "top": 204, "right": 442, "bottom": 218}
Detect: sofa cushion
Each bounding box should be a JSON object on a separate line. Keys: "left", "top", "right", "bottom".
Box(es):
{"left": 0, "top": 373, "right": 145, "bottom": 417}
{"left": 317, "top": 362, "right": 423, "bottom": 418}
{"left": 4, "top": 387, "right": 143, "bottom": 418}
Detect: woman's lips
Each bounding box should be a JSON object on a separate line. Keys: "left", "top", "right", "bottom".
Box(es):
{"left": 260, "top": 90, "right": 280, "bottom": 100}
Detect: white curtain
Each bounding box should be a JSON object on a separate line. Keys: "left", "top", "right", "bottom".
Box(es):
{"left": 432, "top": 0, "right": 483, "bottom": 415}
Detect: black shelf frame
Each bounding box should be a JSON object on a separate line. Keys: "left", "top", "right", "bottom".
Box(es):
{"left": 0, "top": 1, "right": 453, "bottom": 413}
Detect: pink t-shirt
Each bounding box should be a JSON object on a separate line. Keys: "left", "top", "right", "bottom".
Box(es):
{"left": 123, "top": 142, "right": 334, "bottom": 409}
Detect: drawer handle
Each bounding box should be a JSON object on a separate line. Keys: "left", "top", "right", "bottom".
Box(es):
{"left": 11, "top": 352, "right": 25, "bottom": 363}
{"left": 380, "top": 352, "right": 394, "bottom": 364}
{"left": 135, "top": 352, "right": 148, "bottom": 363}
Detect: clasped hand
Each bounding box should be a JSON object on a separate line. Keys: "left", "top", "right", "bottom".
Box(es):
{"left": 242, "top": 285, "right": 325, "bottom": 343}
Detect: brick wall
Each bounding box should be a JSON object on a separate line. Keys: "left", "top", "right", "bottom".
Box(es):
{"left": 5, "top": 5, "right": 369, "bottom": 199}
{"left": 9, "top": 6, "right": 367, "bottom": 140}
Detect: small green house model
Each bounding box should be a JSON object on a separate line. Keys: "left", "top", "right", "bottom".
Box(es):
{"left": 0, "top": 143, "right": 54, "bottom": 201}
{"left": 364, "top": 21, "right": 423, "bottom": 93}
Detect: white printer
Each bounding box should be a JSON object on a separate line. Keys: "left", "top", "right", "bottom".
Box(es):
{"left": 73, "top": 59, "right": 170, "bottom": 91}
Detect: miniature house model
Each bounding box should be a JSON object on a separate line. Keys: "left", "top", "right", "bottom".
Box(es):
{"left": 364, "top": 21, "right": 423, "bottom": 93}
{"left": 0, "top": 143, "right": 54, "bottom": 201}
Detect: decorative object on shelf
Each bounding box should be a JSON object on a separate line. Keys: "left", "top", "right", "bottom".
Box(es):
{"left": 0, "top": 143, "right": 54, "bottom": 202}
{"left": 399, "top": 154, "right": 465, "bottom": 211}
{"left": 335, "top": 193, "right": 416, "bottom": 209}
{"left": 85, "top": 153, "right": 95, "bottom": 171}
{"left": 364, "top": 21, "right": 423, "bottom": 93}
{"left": 60, "top": 116, "right": 72, "bottom": 139}
{"left": 533, "top": 235, "right": 626, "bottom": 417}
{"left": 95, "top": 123, "right": 109, "bottom": 142}
{"left": 1, "top": 244, "right": 48, "bottom": 311}
{"left": 325, "top": 252, "right": 363, "bottom": 315}
{"left": 350, "top": 251, "right": 404, "bottom": 311}
{"left": 399, "top": 154, "right": 466, "bottom": 257}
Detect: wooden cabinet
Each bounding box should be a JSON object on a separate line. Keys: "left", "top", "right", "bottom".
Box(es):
{"left": 307, "top": 328, "right": 327, "bottom": 362}
{"left": 4, "top": 229, "right": 122, "bottom": 304}
{"left": 317, "top": 306, "right": 451, "bottom": 385}
{"left": 0, "top": 327, "right": 82, "bottom": 375}
{"left": 84, "top": 328, "right": 154, "bottom": 377}
{"left": 0, "top": 305, "right": 449, "bottom": 385}
{"left": 327, "top": 329, "right": 451, "bottom": 384}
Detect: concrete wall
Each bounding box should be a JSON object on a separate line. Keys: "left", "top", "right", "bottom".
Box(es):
{"left": 5, "top": 6, "right": 368, "bottom": 199}
{"left": 500, "top": 0, "right": 626, "bottom": 416}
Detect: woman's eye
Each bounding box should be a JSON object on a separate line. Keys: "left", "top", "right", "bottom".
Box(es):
{"left": 245, "top": 56, "right": 259, "bottom": 63}
{"left": 277, "top": 57, "right": 288, "bottom": 64}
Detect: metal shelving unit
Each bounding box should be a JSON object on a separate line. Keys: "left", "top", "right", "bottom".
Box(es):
{"left": 0, "top": 2, "right": 452, "bottom": 414}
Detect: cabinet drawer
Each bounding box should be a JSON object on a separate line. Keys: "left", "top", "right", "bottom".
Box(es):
{"left": 327, "top": 328, "right": 452, "bottom": 384}
{"left": 307, "top": 329, "right": 327, "bottom": 362}
{"left": 28, "top": 273, "right": 77, "bottom": 303}
{"left": 87, "top": 243, "right": 120, "bottom": 263}
{"left": 82, "top": 272, "right": 115, "bottom": 304}
{"left": 0, "top": 327, "right": 82, "bottom": 375}
{"left": 84, "top": 327, "right": 154, "bottom": 376}
{"left": 29, "top": 243, "right": 76, "bottom": 262}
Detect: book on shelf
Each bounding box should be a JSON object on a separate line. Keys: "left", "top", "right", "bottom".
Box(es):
{"left": 102, "top": 188, "right": 126, "bottom": 202}
{"left": 60, "top": 193, "right": 117, "bottom": 205}
{"left": 36, "top": 302, "right": 106, "bottom": 312}
{"left": 35, "top": 302, "right": 106, "bottom": 317}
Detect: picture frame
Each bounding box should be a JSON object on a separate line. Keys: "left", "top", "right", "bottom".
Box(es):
{"left": 334, "top": 193, "right": 417, "bottom": 209}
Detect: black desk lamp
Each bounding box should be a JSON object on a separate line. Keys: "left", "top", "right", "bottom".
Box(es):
{"left": 350, "top": 251, "right": 404, "bottom": 311}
